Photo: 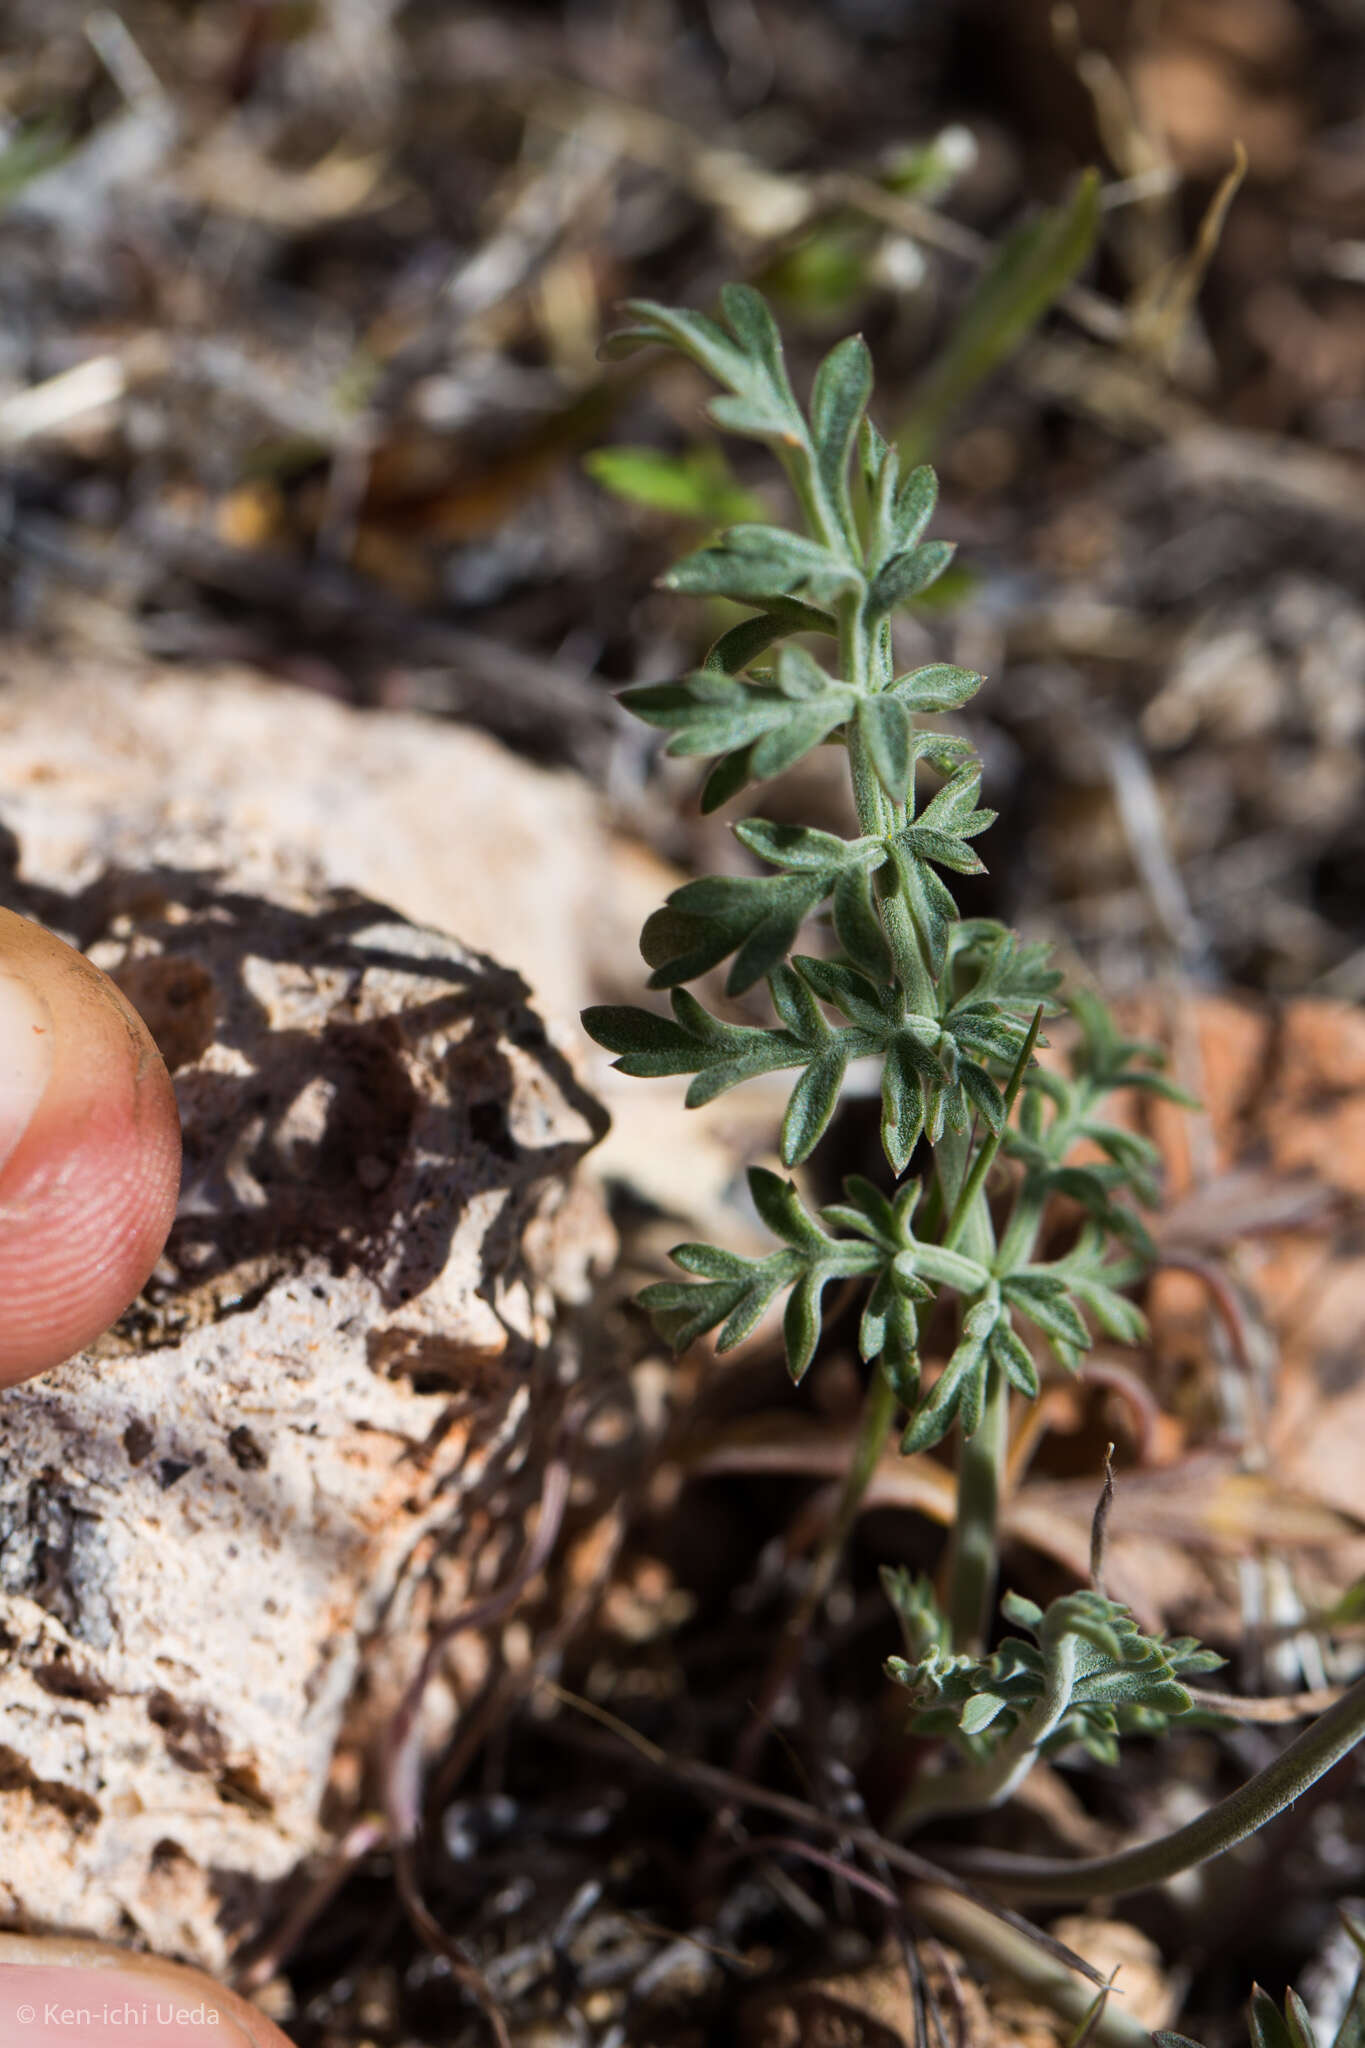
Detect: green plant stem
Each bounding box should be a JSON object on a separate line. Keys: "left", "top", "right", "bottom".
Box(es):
{"left": 846, "top": 743, "right": 936, "bottom": 1015}
{"left": 947, "top": 1670, "right": 1365, "bottom": 1900}
{"left": 940, "top": 1013, "right": 1041, "bottom": 1650}
{"left": 798, "top": 1351, "right": 904, "bottom": 1644}
{"left": 729, "top": 1346, "right": 908, "bottom": 1786}
{"left": 727, "top": 607, "right": 937, "bottom": 1774}
{"left": 731, "top": 600, "right": 962, "bottom": 1759}
{"left": 943, "top": 1009, "right": 1044, "bottom": 1259}
{"left": 994, "top": 1186, "right": 1046, "bottom": 1280}
{"left": 818, "top": 595, "right": 988, "bottom": 1608}
{"left": 934, "top": 1122, "right": 994, "bottom": 1264}
{"left": 947, "top": 1357, "right": 1008, "bottom": 1652}
{"left": 840, "top": 592, "right": 939, "bottom": 1017}
{"left": 838, "top": 590, "right": 871, "bottom": 695}
{"left": 940, "top": 1113, "right": 1001, "bottom": 1653}
{"left": 895, "top": 1626, "right": 1078, "bottom": 1830}
{"left": 995, "top": 1071, "right": 1098, "bottom": 1275}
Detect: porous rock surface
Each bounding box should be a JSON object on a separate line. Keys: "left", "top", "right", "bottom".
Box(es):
{"left": 0, "top": 658, "right": 618, "bottom": 1968}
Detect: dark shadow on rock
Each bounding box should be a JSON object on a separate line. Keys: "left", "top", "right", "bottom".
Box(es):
{"left": 0, "top": 860, "right": 609, "bottom": 1355}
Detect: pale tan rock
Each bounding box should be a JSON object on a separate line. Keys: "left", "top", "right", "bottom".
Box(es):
{"left": 0, "top": 658, "right": 620, "bottom": 1968}
{"left": 0, "top": 650, "right": 626, "bottom": 1035}
{"left": 0, "top": 650, "right": 759, "bottom": 1241}
{"left": 1047, "top": 1918, "right": 1177, "bottom": 2032}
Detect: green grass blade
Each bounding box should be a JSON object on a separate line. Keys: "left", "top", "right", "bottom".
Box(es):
{"left": 899, "top": 169, "right": 1101, "bottom": 464}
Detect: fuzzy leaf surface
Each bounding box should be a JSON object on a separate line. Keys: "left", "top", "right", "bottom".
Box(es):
{"left": 886, "top": 1583, "right": 1222, "bottom": 1766}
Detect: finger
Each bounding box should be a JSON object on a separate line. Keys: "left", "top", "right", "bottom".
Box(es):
{"left": 0, "top": 1933, "right": 293, "bottom": 2047}
{"left": 0, "top": 906, "right": 182, "bottom": 1385}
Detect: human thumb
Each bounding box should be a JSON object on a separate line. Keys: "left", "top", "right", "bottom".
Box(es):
{"left": 0, "top": 905, "right": 181, "bottom": 1383}
{"left": 0, "top": 1933, "right": 293, "bottom": 2046}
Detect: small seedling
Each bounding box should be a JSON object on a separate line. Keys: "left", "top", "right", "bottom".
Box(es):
{"left": 583, "top": 283, "right": 1365, "bottom": 1984}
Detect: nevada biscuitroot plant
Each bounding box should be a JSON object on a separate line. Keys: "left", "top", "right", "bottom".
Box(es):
{"left": 583, "top": 286, "right": 1365, "bottom": 1974}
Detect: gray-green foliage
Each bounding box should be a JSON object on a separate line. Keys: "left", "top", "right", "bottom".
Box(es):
{"left": 585, "top": 286, "right": 1182, "bottom": 1429}
{"left": 582, "top": 282, "right": 1207, "bottom": 1783}
{"left": 885, "top": 1574, "right": 1223, "bottom": 1769}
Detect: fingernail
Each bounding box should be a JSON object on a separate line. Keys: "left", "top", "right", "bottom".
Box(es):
{"left": 0, "top": 1963, "right": 259, "bottom": 2045}
{"left": 0, "top": 972, "right": 53, "bottom": 1176}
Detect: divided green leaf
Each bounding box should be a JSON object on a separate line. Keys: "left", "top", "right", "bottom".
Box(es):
{"left": 887, "top": 1584, "right": 1222, "bottom": 1766}
{"left": 587, "top": 283, "right": 1205, "bottom": 1799}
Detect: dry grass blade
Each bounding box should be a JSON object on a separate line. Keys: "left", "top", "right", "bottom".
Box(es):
{"left": 1129, "top": 145, "right": 1248, "bottom": 369}
{"left": 1090, "top": 1443, "right": 1117, "bottom": 1597}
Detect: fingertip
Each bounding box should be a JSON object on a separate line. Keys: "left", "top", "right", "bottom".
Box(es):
{"left": 0, "top": 1934, "right": 294, "bottom": 2046}
{"left": 0, "top": 908, "right": 182, "bottom": 1385}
